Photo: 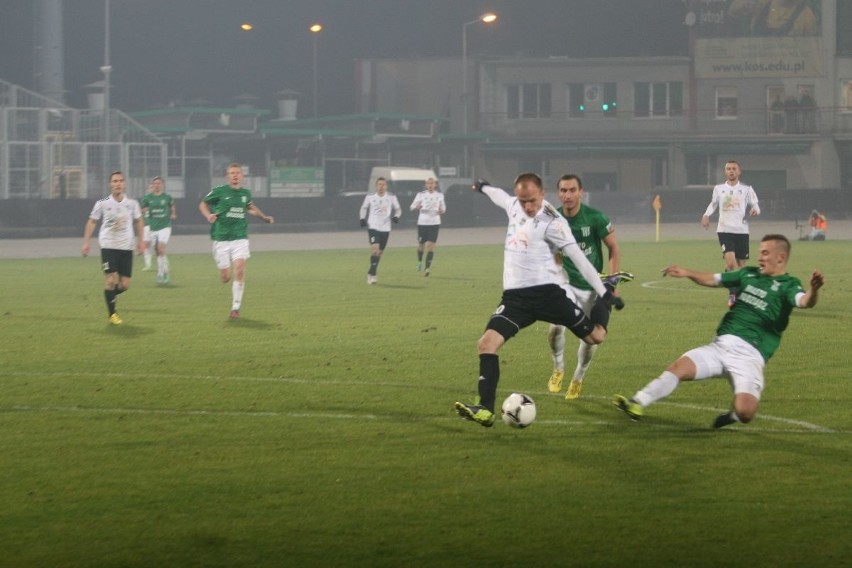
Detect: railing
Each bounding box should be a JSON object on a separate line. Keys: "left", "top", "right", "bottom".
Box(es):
{"left": 479, "top": 106, "right": 847, "bottom": 139}
{"left": 1, "top": 79, "right": 166, "bottom": 199}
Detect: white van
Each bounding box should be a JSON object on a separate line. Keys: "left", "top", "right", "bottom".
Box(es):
{"left": 368, "top": 167, "right": 438, "bottom": 198}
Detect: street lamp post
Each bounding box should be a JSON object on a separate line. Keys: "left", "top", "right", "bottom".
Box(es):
{"left": 310, "top": 23, "right": 323, "bottom": 118}
{"left": 461, "top": 12, "right": 496, "bottom": 177}
{"left": 102, "top": 0, "right": 112, "bottom": 143}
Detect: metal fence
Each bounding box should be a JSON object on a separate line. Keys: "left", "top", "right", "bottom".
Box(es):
{"left": 0, "top": 79, "right": 166, "bottom": 200}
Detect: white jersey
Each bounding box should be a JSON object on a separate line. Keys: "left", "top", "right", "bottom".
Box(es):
{"left": 89, "top": 194, "right": 142, "bottom": 250}
{"left": 703, "top": 181, "right": 760, "bottom": 234}
{"left": 410, "top": 190, "right": 446, "bottom": 226}
{"left": 482, "top": 185, "right": 607, "bottom": 296}
{"left": 360, "top": 192, "right": 401, "bottom": 232}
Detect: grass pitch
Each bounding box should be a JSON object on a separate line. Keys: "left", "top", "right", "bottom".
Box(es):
{"left": 0, "top": 237, "right": 850, "bottom": 567}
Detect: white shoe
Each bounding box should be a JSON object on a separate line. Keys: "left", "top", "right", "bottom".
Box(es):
{"left": 367, "top": 274, "right": 377, "bottom": 285}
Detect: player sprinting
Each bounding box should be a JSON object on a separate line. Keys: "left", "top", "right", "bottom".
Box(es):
{"left": 614, "top": 234, "right": 823, "bottom": 428}
{"left": 199, "top": 163, "right": 274, "bottom": 319}
{"left": 81, "top": 170, "right": 145, "bottom": 325}
{"left": 546, "top": 174, "right": 633, "bottom": 400}
{"left": 140, "top": 176, "right": 176, "bottom": 284}
{"left": 410, "top": 177, "right": 446, "bottom": 276}
{"left": 454, "top": 174, "right": 618, "bottom": 427}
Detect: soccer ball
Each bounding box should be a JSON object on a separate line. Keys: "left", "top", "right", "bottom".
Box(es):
{"left": 501, "top": 392, "right": 537, "bottom": 428}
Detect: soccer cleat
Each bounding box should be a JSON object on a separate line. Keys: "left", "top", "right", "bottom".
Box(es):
{"left": 424, "top": 268, "right": 430, "bottom": 277}
{"left": 454, "top": 402, "right": 495, "bottom": 427}
{"left": 229, "top": 309, "right": 240, "bottom": 320}
{"left": 155, "top": 274, "right": 164, "bottom": 284}
{"left": 162, "top": 274, "right": 170, "bottom": 284}
{"left": 547, "top": 370, "right": 564, "bottom": 393}
{"left": 612, "top": 394, "right": 643, "bottom": 421}
{"left": 416, "top": 262, "right": 422, "bottom": 272}
{"left": 565, "top": 379, "right": 583, "bottom": 400}
{"left": 367, "top": 274, "right": 377, "bottom": 285}
{"left": 600, "top": 271, "right": 635, "bottom": 288}
{"left": 713, "top": 412, "right": 738, "bottom": 429}
{"left": 142, "top": 265, "right": 152, "bottom": 272}
{"left": 108, "top": 313, "right": 123, "bottom": 325}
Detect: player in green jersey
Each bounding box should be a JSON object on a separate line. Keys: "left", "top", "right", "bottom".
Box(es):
{"left": 614, "top": 234, "right": 824, "bottom": 428}
{"left": 547, "top": 175, "right": 632, "bottom": 400}
{"left": 199, "top": 163, "right": 274, "bottom": 319}
{"left": 140, "top": 176, "right": 176, "bottom": 284}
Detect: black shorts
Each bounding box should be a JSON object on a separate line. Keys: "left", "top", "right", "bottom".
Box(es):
{"left": 368, "top": 229, "right": 390, "bottom": 251}
{"left": 717, "top": 233, "right": 750, "bottom": 261}
{"left": 101, "top": 248, "right": 134, "bottom": 277}
{"left": 417, "top": 225, "right": 440, "bottom": 244}
{"left": 486, "top": 284, "right": 595, "bottom": 342}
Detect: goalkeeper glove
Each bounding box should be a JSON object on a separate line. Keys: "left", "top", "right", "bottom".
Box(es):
{"left": 473, "top": 179, "right": 490, "bottom": 193}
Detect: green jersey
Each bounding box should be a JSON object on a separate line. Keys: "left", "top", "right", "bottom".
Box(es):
{"left": 719, "top": 267, "right": 805, "bottom": 361}
{"left": 559, "top": 204, "right": 612, "bottom": 291}
{"left": 140, "top": 193, "right": 174, "bottom": 231}
{"left": 202, "top": 185, "right": 254, "bottom": 241}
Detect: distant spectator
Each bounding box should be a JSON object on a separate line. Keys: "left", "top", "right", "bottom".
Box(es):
{"left": 804, "top": 209, "right": 827, "bottom": 241}
{"left": 784, "top": 95, "right": 800, "bottom": 134}
{"left": 770, "top": 95, "right": 785, "bottom": 133}
{"left": 799, "top": 90, "right": 817, "bottom": 133}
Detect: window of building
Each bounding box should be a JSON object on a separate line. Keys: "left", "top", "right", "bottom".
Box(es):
{"left": 837, "top": 2, "right": 852, "bottom": 56}
{"left": 685, "top": 155, "right": 712, "bottom": 186}
{"left": 634, "top": 82, "right": 682, "bottom": 117}
{"left": 506, "top": 83, "right": 552, "bottom": 119}
{"left": 715, "top": 87, "right": 738, "bottom": 119}
{"left": 767, "top": 86, "right": 786, "bottom": 133}
{"left": 567, "top": 83, "right": 617, "bottom": 118}
{"left": 842, "top": 80, "right": 852, "bottom": 112}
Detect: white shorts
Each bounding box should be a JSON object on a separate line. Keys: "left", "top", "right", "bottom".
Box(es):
{"left": 550, "top": 287, "right": 593, "bottom": 333}
{"left": 147, "top": 227, "right": 172, "bottom": 246}
{"left": 571, "top": 287, "right": 596, "bottom": 314}
{"left": 683, "top": 334, "right": 765, "bottom": 399}
{"left": 213, "top": 239, "right": 250, "bottom": 269}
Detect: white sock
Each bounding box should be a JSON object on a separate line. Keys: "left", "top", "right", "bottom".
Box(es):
{"left": 143, "top": 249, "right": 152, "bottom": 268}
{"left": 633, "top": 371, "right": 680, "bottom": 408}
{"left": 161, "top": 255, "right": 169, "bottom": 274}
{"left": 232, "top": 281, "right": 245, "bottom": 310}
{"left": 157, "top": 255, "right": 165, "bottom": 275}
{"left": 548, "top": 325, "right": 565, "bottom": 371}
{"left": 573, "top": 342, "right": 598, "bottom": 382}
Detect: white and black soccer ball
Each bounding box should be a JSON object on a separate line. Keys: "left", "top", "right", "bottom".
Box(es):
{"left": 501, "top": 392, "right": 537, "bottom": 428}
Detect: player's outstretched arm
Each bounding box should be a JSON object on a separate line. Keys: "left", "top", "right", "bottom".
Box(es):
{"left": 661, "top": 265, "right": 718, "bottom": 287}
{"left": 475, "top": 181, "right": 512, "bottom": 210}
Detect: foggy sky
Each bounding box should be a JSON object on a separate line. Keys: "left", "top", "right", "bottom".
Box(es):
{"left": 0, "top": 0, "right": 687, "bottom": 115}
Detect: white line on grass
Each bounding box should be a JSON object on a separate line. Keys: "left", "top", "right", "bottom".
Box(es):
{"left": 3, "top": 404, "right": 377, "bottom": 420}
{"left": 2, "top": 371, "right": 844, "bottom": 434}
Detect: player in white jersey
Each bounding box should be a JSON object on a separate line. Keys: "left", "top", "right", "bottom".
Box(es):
{"left": 454, "top": 173, "right": 618, "bottom": 427}
{"left": 81, "top": 171, "right": 145, "bottom": 325}
{"left": 359, "top": 177, "right": 402, "bottom": 285}
{"left": 409, "top": 177, "right": 446, "bottom": 276}
{"left": 701, "top": 160, "right": 760, "bottom": 307}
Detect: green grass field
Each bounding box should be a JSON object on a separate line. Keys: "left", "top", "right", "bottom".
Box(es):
{"left": 1, "top": 237, "right": 850, "bottom": 567}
